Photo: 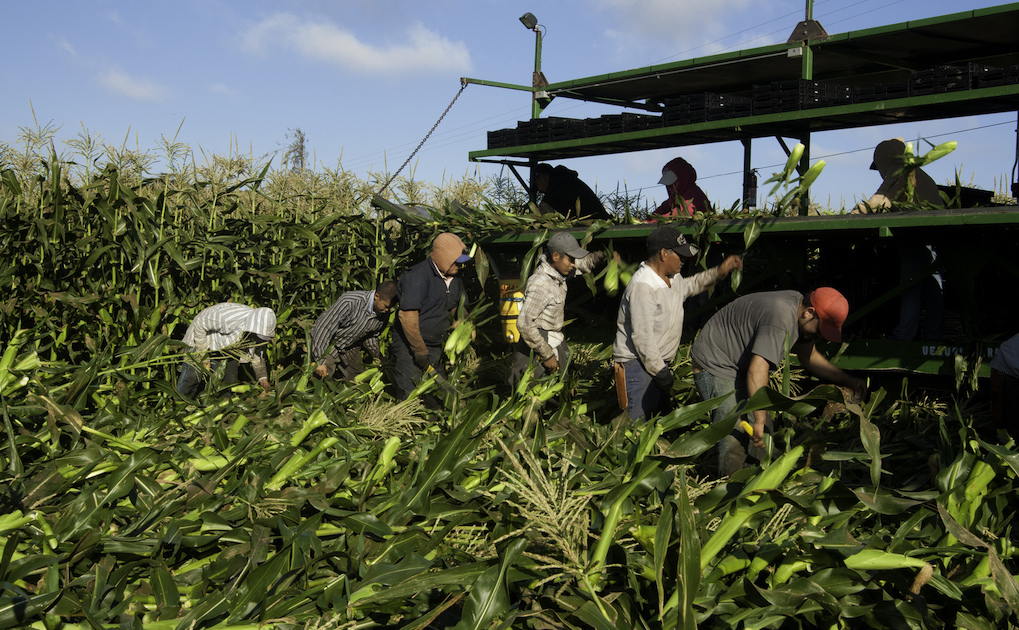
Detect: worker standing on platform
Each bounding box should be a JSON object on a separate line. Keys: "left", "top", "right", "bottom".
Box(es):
{"left": 650, "top": 157, "right": 714, "bottom": 219}
{"left": 853, "top": 138, "right": 945, "bottom": 341}
{"left": 532, "top": 163, "right": 612, "bottom": 221}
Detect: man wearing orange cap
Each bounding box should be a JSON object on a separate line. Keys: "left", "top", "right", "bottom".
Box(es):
{"left": 392, "top": 232, "right": 471, "bottom": 401}
{"left": 691, "top": 287, "right": 867, "bottom": 476}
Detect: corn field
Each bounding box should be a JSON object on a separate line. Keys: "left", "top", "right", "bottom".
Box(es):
{"left": 2, "top": 151, "right": 1019, "bottom": 630}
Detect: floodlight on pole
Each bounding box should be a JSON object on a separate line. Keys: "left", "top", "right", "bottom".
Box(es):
{"left": 518, "top": 13, "right": 549, "bottom": 118}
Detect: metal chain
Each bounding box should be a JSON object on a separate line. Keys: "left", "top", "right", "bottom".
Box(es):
{"left": 377, "top": 80, "right": 469, "bottom": 197}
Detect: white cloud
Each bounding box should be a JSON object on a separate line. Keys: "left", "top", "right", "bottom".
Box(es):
{"left": 59, "top": 38, "right": 77, "bottom": 57}
{"left": 209, "top": 83, "right": 236, "bottom": 98}
{"left": 100, "top": 68, "right": 168, "bottom": 102}
{"left": 595, "top": 0, "right": 783, "bottom": 58}
{"left": 239, "top": 13, "right": 472, "bottom": 75}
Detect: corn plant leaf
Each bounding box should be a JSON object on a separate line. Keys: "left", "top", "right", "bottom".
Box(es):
{"left": 102, "top": 448, "right": 161, "bottom": 506}
{"left": 936, "top": 502, "right": 986, "bottom": 548}
{"left": 654, "top": 498, "right": 674, "bottom": 617}
{"left": 743, "top": 217, "right": 763, "bottom": 251}
{"left": 398, "top": 395, "right": 490, "bottom": 513}
{"left": 859, "top": 416, "right": 882, "bottom": 488}
{"left": 452, "top": 537, "right": 525, "bottom": 630}
{"left": 340, "top": 513, "right": 394, "bottom": 538}
{"left": 571, "top": 600, "right": 618, "bottom": 630}
{"left": 655, "top": 407, "right": 739, "bottom": 461}
{"left": 474, "top": 247, "right": 490, "bottom": 288}
{"left": 976, "top": 438, "right": 1019, "bottom": 477}
{"left": 353, "top": 564, "right": 488, "bottom": 609}
{"left": 0, "top": 592, "right": 61, "bottom": 630}
{"left": 517, "top": 232, "right": 548, "bottom": 287}
{"left": 988, "top": 549, "right": 1019, "bottom": 617}
{"left": 674, "top": 471, "right": 699, "bottom": 630}
{"left": 150, "top": 561, "right": 180, "bottom": 619}
{"left": 844, "top": 548, "right": 927, "bottom": 571}
{"left": 227, "top": 551, "right": 291, "bottom": 621}
{"left": 658, "top": 393, "right": 731, "bottom": 433}
{"left": 0, "top": 530, "right": 20, "bottom": 584}
{"left": 741, "top": 384, "right": 846, "bottom": 417}
{"left": 850, "top": 488, "right": 922, "bottom": 515}
{"left": 174, "top": 591, "right": 230, "bottom": 630}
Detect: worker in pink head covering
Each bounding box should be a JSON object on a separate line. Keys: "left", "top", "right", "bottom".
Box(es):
{"left": 650, "top": 157, "right": 713, "bottom": 219}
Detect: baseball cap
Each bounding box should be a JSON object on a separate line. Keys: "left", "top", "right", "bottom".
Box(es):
{"left": 810, "top": 287, "right": 849, "bottom": 343}
{"left": 870, "top": 138, "right": 906, "bottom": 171}
{"left": 547, "top": 232, "right": 589, "bottom": 258}
{"left": 658, "top": 169, "right": 679, "bottom": 186}
{"left": 433, "top": 232, "right": 471, "bottom": 266}
{"left": 648, "top": 226, "right": 698, "bottom": 258}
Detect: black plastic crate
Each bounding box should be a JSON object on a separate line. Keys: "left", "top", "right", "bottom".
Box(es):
{"left": 601, "top": 114, "right": 626, "bottom": 134}
{"left": 548, "top": 117, "right": 587, "bottom": 141}
{"left": 516, "top": 117, "right": 582, "bottom": 144}
{"left": 975, "top": 64, "right": 1019, "bottom": 88}
{"left": 706, "top": 96, "right": 752, "bottom": 120}
{"left": 487, "top": 128, "right": 518, "bottom": 149}
{"left": 663, "top": 96, "right": 703, "bottom": 125}
{"left": 663, "top": 109, "right": 701, "bottom": 126}
{"left": 909, "top": 64, "right": 974, "bottom": 95}
{"left": 853, "top": 81, "right": 910, "bottom": 103}
{"left": 621, "top": 112, "right": 662, "bottom": 132}
{"left": 664, "top": 92, "right": 749, "bottom": 123}
{"left": 584, "top": 117, "right": 609, "bottom": 137}
{"left": 753, "top": 79, "right": 852, "bottom": 112}
{"left": 515, "top": 120, "right": 548, "bottom": 145}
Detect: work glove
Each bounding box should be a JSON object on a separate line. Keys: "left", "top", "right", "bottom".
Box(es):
{"left": 413, "top": 353, "right": 431, "bottom": 370}
{"left": 652, "top": 367, "right": 674, "bottom": 392}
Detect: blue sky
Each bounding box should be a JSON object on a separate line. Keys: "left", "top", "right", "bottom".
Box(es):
{"left": 2, "top": 0, "right": 1015, "bottom": 211}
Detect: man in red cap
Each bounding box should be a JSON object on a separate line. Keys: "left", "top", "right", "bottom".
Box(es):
{"left": 690, "top": 287, "right": 867, "bottom": 476}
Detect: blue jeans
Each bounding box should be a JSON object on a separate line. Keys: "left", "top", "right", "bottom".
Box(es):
{"left": 693, "top": 370, "right": 768, "bottom": 476}
{"left": 622, "top": 360, "right": 668, "bottom": 421}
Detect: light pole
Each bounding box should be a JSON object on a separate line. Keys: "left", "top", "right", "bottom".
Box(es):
{"left": 519, "top": 12, "right": 548, "bottom": 119}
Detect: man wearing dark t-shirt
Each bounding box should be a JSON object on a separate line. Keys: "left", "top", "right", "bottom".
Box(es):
{"left": 392, "top": 233, "right": 471, "bottom": 400}
{"left": 691, "top": 288, "right": 866, "bottom": 476}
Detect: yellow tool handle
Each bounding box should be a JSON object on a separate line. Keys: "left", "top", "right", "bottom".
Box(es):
{"left": 740, "top": 420, "right": 754, "bottom": 436}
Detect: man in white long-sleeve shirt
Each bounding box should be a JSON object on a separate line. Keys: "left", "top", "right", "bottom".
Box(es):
{"left": 613, "top": 226, "right": 742, "bottom": 420}
{"left": 177, "top": 303, "right": 277, "bottom": 397}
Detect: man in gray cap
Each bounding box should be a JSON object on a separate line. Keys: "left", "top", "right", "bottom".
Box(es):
{"left": 511, "top": 231, "right": 616, "bottom": 389}
{"left": 613, "top": 226, "right": 742, "bottom": 420}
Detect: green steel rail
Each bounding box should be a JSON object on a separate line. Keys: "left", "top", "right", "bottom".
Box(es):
{"left": 469, "top": 84, "right": 1019, "bottom": 162}
{"left": 478, "top": 206, "right": 1019, "bottom": 245}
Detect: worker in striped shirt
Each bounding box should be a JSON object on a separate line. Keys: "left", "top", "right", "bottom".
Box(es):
{"left": 176, "top": 303, "right": 277, "bottom": 397}
{"left": 310, "top": 281, "right": 397, "bottom": 380}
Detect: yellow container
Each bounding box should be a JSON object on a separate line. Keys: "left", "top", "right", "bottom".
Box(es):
{"left": 499, "top": 282, "right": 524, "bottom": 344}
